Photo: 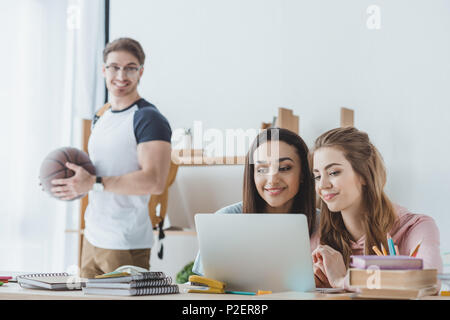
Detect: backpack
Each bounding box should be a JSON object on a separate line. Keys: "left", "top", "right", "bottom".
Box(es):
{"left": 91, "top": 102, "right": 178, "bottom": 259}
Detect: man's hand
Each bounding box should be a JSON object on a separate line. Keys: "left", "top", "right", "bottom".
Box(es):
{"left": 51, "top": 162, "right": 95, "bottom": 200}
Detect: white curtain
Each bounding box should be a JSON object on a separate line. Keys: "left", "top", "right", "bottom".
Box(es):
{"left": 67, "top": 0, "right": 106, "bottom": 119}
{"left": 0, "top": 0, "right": 105, "bottom": 273}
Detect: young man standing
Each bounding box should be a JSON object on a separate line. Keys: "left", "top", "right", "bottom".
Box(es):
{"left": 51, "top": 38, "right": 172, "bottom": 278}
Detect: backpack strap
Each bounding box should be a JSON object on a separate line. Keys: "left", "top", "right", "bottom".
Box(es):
{"left": 92, "top": 102, "right": 111, "bottom": 126}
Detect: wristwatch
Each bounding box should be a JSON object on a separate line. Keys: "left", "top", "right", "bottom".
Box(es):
{"left": 93, "top": 176, "right": 104, "bottom": 192}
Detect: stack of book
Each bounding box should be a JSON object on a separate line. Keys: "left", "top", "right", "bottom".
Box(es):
{"left": 0, "top": 276, "right": 12, "bottom": 286}
{"left": 348, "top": 255, "right": 439, "bottom": 299}
{"left": 83, "top": 271, "right": 179, "bottom": 296}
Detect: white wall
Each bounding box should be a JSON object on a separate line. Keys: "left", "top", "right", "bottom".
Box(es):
{"left": 110, "top": 0, "right": 450, "bottom": 257}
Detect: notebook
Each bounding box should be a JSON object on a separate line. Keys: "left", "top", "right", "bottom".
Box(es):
{"left": 0, "top": 276, "right": 12, "bottom": 283}
{"left": 83, "top": 284, "right": 179, "bottom": 296}
{"left": 86, "top": 271, "right": 166, "bottom": 284}
{"left": 354, "top": 285, "right": 439, "bottom": 299}
{"left": 84, "top": 271, "right": 179, "bottom": 296}
{"left": 0, "top": 271, "right": 36, "bottom": 282}
{"left": 348, "top": 268, "right": 438, "bottom": 290}
{"left": 85, "top": 277, "right": 173, "bottom": 289}
{"left": 350, "top": 255, "right": 423, "bottom": 270}
{"left": 17, "top": 272, "right": 85, "bottom": 290}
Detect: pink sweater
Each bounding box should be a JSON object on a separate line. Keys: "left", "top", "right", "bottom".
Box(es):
{"left": 310, "top": 204, "right": 443, "bottom": 272}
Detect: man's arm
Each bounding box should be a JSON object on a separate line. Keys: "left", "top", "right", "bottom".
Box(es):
{"left": 103, "top": 140, "right": 171, "bottom": 195}
{"left": 51, "top": 140, "right": 172, "bottom": 199}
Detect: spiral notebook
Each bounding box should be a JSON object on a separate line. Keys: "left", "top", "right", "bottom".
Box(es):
{"left": 17, "top": 272, "right": 85, "bottom": 290}
{"left": 87, "top": 271, "right": 166, "bottom": 283}
{"left": 83, "top": 284, "right": 179, "bottom": 296}
{"left": 85, "top": 277, "right": 173, "bottom": 289}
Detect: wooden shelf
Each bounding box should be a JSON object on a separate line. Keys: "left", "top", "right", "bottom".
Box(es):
{"left": 172, "top": 155, "right": 245, "bottom": 166}
{"left": 65, "top": 229, "right": 196, "bottom": 236}
{"left": 153, "top": 230, "right": 197, "bottom": 236}
{"left": 65, "top": 229, "right": 84, "bottom": 235}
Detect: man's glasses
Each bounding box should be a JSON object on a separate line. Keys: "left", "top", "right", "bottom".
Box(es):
{"left": 105, "top": 64, "right": 142, "bottom": 77}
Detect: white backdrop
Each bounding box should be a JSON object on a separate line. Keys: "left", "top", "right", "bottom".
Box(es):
{"left": 110, "top": 0, "right": 450, "bottom": 253}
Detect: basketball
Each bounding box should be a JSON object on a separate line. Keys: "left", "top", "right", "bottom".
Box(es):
{"left": 39, "top": 147, "right": 96, "bottom": 201}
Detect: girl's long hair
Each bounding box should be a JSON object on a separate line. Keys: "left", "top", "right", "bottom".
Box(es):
{"left": 310, "top": 127, "right": 397, "bottom": 266}
{"left": 243, "top": 128, "right": 316, "bottom": 235}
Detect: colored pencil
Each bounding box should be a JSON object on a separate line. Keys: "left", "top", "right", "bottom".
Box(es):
{"left": 381, "top": 243, "right": 388, "bottom": 256}
{"left": 410, "top": 240, "right": 422, "bottom": 257}
{"left": 395, "top": 245, "right": 399, "bottom": 256}
{"left": 225, "top": 290, "right": 256, "bottom": 295}
{"left": 372, "top": 245, "right": 383, "bottom": 256}
{"left": 387, "top": 236, "right": 396, "bottom": 256}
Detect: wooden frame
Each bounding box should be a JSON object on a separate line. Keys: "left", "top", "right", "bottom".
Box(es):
{"left": 262, "top": 107, "right": 299, "bottom": 134}
{"left": 77, "top": 119, "right": 91, "bottom": 268}
{"left": 340, "top": 107, "right": 354, "bottom": 127}
{"left": 275, "top": 107, "right": 299, "bottom": 134}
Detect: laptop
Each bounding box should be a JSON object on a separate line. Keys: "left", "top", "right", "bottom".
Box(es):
{"left": 194, "top": 213, "right": 316, "bottom": 293}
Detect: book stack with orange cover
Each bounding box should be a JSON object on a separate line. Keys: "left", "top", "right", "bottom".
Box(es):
{"left": 348, "top": 255, "right": 438, "bottom": 299}
{"left": 0, "top": 276, "right": 12, "bottom": 286}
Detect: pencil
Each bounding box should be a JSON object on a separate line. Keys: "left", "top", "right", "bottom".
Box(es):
{"left": 410, "top": 240, "right": 422, "bottom": 257}
{"left": 372, "top": 245, "right": 383, "bottom": 256}
{"left": 225, "top": 291, "right": 256, "bottom": 295}
{"left": 387, "top": 236, "right": 396, "bottom": 256}
{"left": 395, "top": 245, "right": 399, "bottom": 256}
{"left": 381, "top": 243, "right": 388, "bottom": 256}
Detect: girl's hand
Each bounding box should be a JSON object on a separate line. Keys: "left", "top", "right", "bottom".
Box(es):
{"left": 313, "top": 261, "right": 331, "bottom": 288}
{"left": 312, "top": 245, "right": 347, "bottom": 288}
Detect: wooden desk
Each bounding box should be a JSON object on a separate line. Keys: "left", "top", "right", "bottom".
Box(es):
{"left": 0, "top": 283, "right": 248, "bottom": 300}
{"left": 0, "top": 283, "right": 353, "bottom": 300}
{"left": 2, "top": 283, "right": 447, "bottom": 300}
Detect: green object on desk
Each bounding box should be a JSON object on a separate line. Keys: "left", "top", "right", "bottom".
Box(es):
{"left": 0, "top": 282, "right": 3, "bottom": 286}
{"left": 176, "top": 261, "right": 195, "bottom": 284}
{"left": 225, "top": 290, "right": 255, "bottom": 295}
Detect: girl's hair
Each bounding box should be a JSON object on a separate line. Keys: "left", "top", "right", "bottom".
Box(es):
{"left": 243, "top": 128, "right": 316, "bottom": 235}
{"left": 311, "top": 127, "right": 397, "bottom": 266}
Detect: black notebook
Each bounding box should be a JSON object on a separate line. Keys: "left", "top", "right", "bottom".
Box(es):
{"left": 83, "top": 284, "right": 179, "bottom": 296}
{"left": 85, "top": 277, "right": 173, "bottom": 289}
{"left": 17, "top": 272, "right": 85, "bottom": 290}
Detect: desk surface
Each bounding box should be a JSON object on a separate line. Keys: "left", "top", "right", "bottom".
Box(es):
{"left": 0, "top": 283, "right": 352, "bottom": 300}
{"left": 1, "top": 283, "right": 448, "bottom": 300}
